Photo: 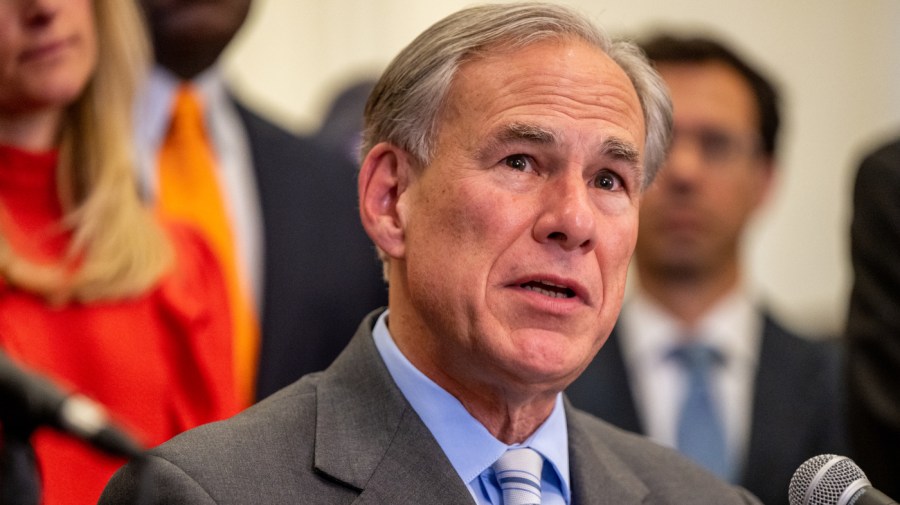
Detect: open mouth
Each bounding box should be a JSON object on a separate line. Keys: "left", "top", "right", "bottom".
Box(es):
{"left": 520, "top": 280, "right": 576, "bottom": 299}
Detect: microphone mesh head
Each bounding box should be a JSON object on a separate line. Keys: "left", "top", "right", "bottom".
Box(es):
{"left": 788, "top": 454, "right": 868, "bottom": 505}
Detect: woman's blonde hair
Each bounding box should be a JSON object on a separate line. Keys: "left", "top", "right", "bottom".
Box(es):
{"left": 0, "top": 0, "right": 172, "bottom": 303}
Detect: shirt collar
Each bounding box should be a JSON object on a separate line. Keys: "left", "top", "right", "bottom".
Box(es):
{"left": 621, "top": 288, "right": 761, "bottom": 369}
{"left": 371, "top": 310, "right": 571, "bottom": 502}
{"left": 133, "top": 65, "right": 228, "bottom": 152}
{"left": 132, "top": 65, "right": 238, "bottom": 199}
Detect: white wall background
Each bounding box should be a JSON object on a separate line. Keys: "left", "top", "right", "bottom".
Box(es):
{"left": 221, "top": 0, "right": 900, "bottom": 335}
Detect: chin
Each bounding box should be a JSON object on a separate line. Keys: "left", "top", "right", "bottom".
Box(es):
{"left": 27, "top": 81, "right": 89, "bottom": 110}
{"left": 507, "top": 332, "right": 587, "bottom": 384}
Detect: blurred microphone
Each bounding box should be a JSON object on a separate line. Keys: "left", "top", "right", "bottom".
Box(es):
{"left": 789, "top": 454, "right": 897, "bottom": 505}
{"left": 0, "top": 350, "right": 143, "bottom": 459}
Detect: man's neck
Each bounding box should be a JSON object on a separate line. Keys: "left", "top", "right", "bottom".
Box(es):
{"left": 636, "top": 262, "right": 741, "bottom": 327}
{"left": 386, "top": 295, "right": 559, "bottom": 445}
{"left": 431, "top": 366, "right": 559, "bottom": 445}
{"left": 156, "top": 55, "right": 217, "bottom": 82}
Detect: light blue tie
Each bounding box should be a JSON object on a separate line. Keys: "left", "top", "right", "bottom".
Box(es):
{"left": 669, "top": 343, "right": 732, "bottom": 481}
{"left": 493, "top": 447, "right": 543, "bottom": 505}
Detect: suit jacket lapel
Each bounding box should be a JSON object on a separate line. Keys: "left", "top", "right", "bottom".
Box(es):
{"left": 313, "top": 311, "right": 473, "bottom": 504}
{"left": 567, "top": 402, "right": 649, "bottom": 505}
{"left": 313, "top": 312, "right": 655, "bottom": 504}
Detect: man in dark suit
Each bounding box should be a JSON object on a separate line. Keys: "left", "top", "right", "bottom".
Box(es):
{"left": 135, "top": 0, "right": 387, "bottom": 403}
{"left": 566, "top": 34, "right": 846, "bottom": 505}
{"left": 846, "top": 135, "right": 900, "bottom": 498}
{"left": 102, "top": 4, "right": 762, "bottom": 503}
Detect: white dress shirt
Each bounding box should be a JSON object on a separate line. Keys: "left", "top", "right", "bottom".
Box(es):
{"left": 617, "top": 288, "right": 762, "bottom": 476}
{"left": 133, "top": 65, "right": 264, "bottom": 310}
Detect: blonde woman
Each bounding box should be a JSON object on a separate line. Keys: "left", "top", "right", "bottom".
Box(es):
{"left": 0, "top": 1, "right": 239, "bottom": 503}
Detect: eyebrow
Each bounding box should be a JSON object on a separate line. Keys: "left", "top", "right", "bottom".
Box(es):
{"left": 475, "top": 122, "right": 555, "bottom": 161}
{"left": 602, "top": 137, "right": 643, "bottom": 186}
{"left": 479, "top": 122, "right": 643, "bottom": 173}
{"left": 498, "top": 122, "right": 556, "bottom": 144}
{"left": 601, "top": 137, "right": 641, "bottom": 165}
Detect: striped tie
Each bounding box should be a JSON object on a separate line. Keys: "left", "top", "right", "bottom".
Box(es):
{"left": 493, "top": 447, "right": 543, "bottom": 505}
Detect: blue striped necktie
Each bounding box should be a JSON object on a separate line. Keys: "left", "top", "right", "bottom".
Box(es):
{"left": 669, "top": 343, "right": 732, "bottom": 481}
{"left": 493, "top": 447, "right": 543, "bottom": 505}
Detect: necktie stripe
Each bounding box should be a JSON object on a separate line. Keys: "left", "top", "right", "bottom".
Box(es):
{"left": 498, "top": 476, "right": 541, "bottom": 490}
{"left": 492, "top": 447, "right": 543, "bottom": 504}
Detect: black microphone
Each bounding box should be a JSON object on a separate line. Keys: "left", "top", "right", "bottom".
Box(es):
{"left": 789, "top": 454, "right": 898, "bottom": 505}
{"left": 0, "top": 350, "right": 144, "bottom": 459}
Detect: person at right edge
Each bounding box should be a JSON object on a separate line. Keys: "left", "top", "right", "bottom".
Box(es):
{"left": 100, "top": 3, "right": 761, "bottom": 504}
{"left": 567, "top": 34, "right": 846, "bottom": 505}
{"left": 845, "top": 134, "right": 900, "bottom": 499}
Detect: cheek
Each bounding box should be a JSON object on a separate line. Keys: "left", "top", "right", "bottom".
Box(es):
{"left": 714, "top": 174, "right": 764, "bottom": 229}
{"left": 0, "top": 46, "right": 13, "bottom": 86}
{"left": 81, "top": 8, "right": 99, "bottom": 77}
{"left": 420, "top": 180, "right": 513, "bottom": 254}
{"left": 599, "top": 215, "right": 639, "bottom": 281}
{"left": 638, "top": 182, "right": 665, "bottom": 208}
{"left": 0, "top": 23, "right": 18, "bottom": 89}
{"left": 405, "top": 181, "right": 521, "bottom": 299}
{"left": 634, "top": 189, "right": 666, "bottom": 230}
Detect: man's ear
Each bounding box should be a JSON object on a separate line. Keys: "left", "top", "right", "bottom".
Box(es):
{"left": 358, "top": 142, "right": 414, "bottom": 260}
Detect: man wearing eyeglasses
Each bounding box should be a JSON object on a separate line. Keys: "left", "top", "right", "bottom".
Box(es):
{"left": 567, "top": 34, "right": 846, "bottom": 505}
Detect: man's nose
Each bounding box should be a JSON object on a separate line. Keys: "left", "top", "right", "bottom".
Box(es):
{"left": 662, "top": 136, "right": 705, "bottom": 186}
{"left": 533, "top": 173, "right": 599, "bottom": 252}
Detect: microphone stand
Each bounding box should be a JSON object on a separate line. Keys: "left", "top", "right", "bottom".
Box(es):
{"left": 0, "top": 416, "right": 41, "bottom": 505}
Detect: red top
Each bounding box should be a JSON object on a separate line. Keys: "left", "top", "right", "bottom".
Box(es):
{"left": 0, "top": 144, "right": 240, "bottom": 504}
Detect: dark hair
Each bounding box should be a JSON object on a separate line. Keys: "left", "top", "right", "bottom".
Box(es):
{"left": 640, "top": 34, "right": 781, "bottom": 157}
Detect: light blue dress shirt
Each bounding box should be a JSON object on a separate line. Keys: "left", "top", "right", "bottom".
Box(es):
{"left": 372, "top": 311, "right": 571, "bottom": 504}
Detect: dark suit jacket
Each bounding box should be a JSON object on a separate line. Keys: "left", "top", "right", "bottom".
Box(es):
{"left": 846, "top": 136, "right": 900, "bottom": 498}
{"left": 566, "top": 313, "right": 846, "bottom": 505}
{"left": 100, "top": 310, "right": 761, "bottom": 504}
{"left": 232, "top": 101, "right": 387, "bottom": 400}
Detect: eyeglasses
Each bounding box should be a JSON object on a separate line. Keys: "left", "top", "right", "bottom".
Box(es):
{"left": 670, "top": 126, "right": 763, "bottom": 167}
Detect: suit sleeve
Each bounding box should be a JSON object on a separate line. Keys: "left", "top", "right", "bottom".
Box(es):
{"left": 99, "top": 455, "right": 217, "bottom": 505}
{"left": 739, "top": 487, "right": 764, "bottom": 505}
{"left": 845, "top": 138, "right": 900, "bottom": 497}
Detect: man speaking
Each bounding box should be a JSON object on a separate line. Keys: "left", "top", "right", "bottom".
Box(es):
{"left": 101, "top": 3, "right": 761, "bottom": 503}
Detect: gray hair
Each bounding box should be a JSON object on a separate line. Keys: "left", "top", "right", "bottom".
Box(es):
{"left": 361, "top": 2, "right": 673, "bottom": 187}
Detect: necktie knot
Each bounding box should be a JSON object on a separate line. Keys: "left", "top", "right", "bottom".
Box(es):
{"left": 669, "top": 343, "right": 723, "bottom": 374}
{"left": 493, "top": 447, "right": 543, "bottom": 505}
{"left": 169, "top": 85, "right": 207, "bottom": 139}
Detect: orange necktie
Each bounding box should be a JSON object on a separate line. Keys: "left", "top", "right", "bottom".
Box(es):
{"left": 157, "top": 85, "right": 257, "bottom": 406}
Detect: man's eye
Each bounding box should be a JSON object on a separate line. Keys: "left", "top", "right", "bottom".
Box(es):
{"left": 592, "top": 170, "right": 623, "bottom": 191}
{"left": 504, "top": 154, "right": 531, "bottom": 171}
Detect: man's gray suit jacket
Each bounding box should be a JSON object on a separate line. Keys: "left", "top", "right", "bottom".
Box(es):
{"left": 100, "top": 310, "right": 762, "bottom": 504}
